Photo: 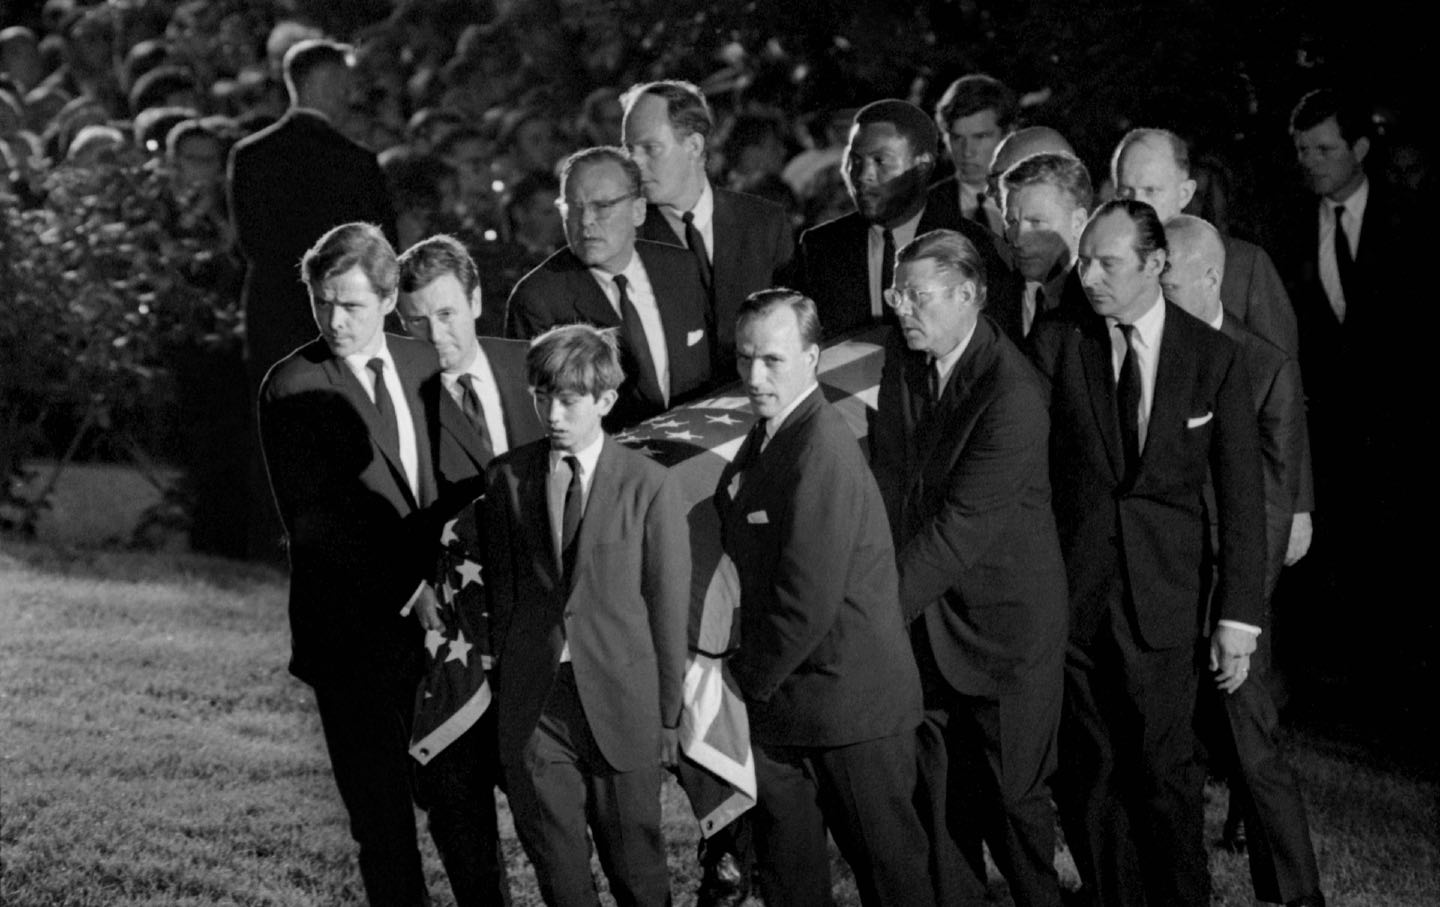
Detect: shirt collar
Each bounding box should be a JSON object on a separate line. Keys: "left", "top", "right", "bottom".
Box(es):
{"left": 341, "top": 331, "right": 390, "bottom": 372}
{"left": 1325, "top": 175, "right": 1369, "bottom": 223}
{"left": 1115, "top": 291, "right": 1166, "bottom": 348}
{"left": 1208, "top": 307, "right": 1225, "bottom": 331}
{"left": 663, "top": 177, "right": 714, "bottom": 228}
{"left": 550, "top": 430, "right": 604, "bottom": 477}
{"left": 933, "top": 319, "right": 978, "bottom": 387}
{"left": 439, "top": 343, "right": 489, "bottom": 391}
{"left": 871, "top": 204, "right": 925, "bottom": 240}
{"left": 765, "top": 381, "right": 820, "bottom": 441}
{"left": 587, "top": 246, "right": 640, "bottom": 284}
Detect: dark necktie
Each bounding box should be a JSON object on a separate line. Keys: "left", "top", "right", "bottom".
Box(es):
{"left": 1116, "top": 324, "right": 1142, "bottom": 474}
{"left": 972, "top": 190, "right": 989, "bottom": 225}
{"left": 366, "top": 358, "right": 400, "bottom": 456}
{"left": 880, "top": 228, "right": 897, "bottom": 324}
{"left": 456, "top": 373, "right": 495, "bottom": 463}
{"left": 615, "top": 274, "right": 662, "bottom": 404}
{"left": 736, "top": 417, "right": 768, "bottom": 472}
{"left": 682, "top": 210, "right": 713, "bottom": 295}
{"left": 1333, "top": 204, "right": 1356, "bottom": 304}
{"left": 561, "top": 455, "right": 583, "bottom": 583}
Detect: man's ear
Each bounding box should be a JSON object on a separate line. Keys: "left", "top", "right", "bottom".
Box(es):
{"left": 468, "top": 286, "right": 483, "bottom": 318}
{"left": 595, "top": 387, "right": 619, "bottom": 416}
{"left": 1352, "top": 135, "right": 1371, "bottom": 166}
{"left": 1177, "top": 177, "right": 1197, "bottom": 212}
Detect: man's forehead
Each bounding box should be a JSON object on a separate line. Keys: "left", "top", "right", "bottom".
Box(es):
{"left": 1118, "top": 141, "right": 1178, "bottom": 182}
{"left": 566, "top": 160, "right": 628, "bottom": 197}
{"left": 848, "top": 121, "right": 910, "bottom": 153}
{"left": 1081, "top": 212, "right": 1137, "bottom": 251}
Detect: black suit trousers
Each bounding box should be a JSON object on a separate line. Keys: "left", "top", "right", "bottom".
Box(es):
{"left": 912, "top": 622, "right": 1062, "bottom": 907}
{"left": 1055, "top": 601, "right": 1208, "bottom": 907}
{"left": 1199, "top": 629, "right": 1322, "bottom": 903}
{"left": 313, "top": 668, "right": 429, "bottom": 907}
{"left": 751, "top": 732, "right": 935, "bottom": 907}
{"left": 502, "top": 665, "right": 670, "bottom": 907}
{"left": 415, "top": 709, "right": 510, "bottom": 907}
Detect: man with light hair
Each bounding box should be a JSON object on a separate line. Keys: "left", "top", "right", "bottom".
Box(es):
{"left": 621, "top": 79, "right": 793, "bottom": 364}
{"left": 1162, "top": 215, "right": 1326, "bottom": 907}
{"left": 1111, "top": 126, "right": 1314, "bottom": 651}
{"left": 997, "top": 150, "right": 1091, "bottom": 341}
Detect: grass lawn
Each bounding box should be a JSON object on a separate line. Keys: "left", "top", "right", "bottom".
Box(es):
{"left": 1, "top": 540, "right": 1436, "bottom": 906}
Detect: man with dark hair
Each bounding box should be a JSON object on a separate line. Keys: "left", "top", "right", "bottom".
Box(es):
{"left": 1028, "top": 199, "right": 1265, "bottom": 907}
{"left": 929, "top": 74, "right": 1018, "bottom": 239}
{"left": 871, "top": 229, "right": 1067, "bottom": 907}
{"left": 998, "top": 149, "right": 1092, "bottom": 341}
{"left": 622, "top": 78, "right": 794, "bottom": 362}
{"left": 395, "top": 233, "right": 539, "bottom": 907}
{"left": 257, "top": 222, "right": 444, "bottom": 907}
{"left": 799, "top": 99, "right": 1011, "bottom": 339}
{"left": 1162, "top": 215, "right": 1326, "bottom": 907}
{"left": 230, "top": 37, "right": 396, "bottom": 558}
{"left": 717, "top": 289, "right": 934, "bottom": 907}
{"left": 506, "top": 146, "right": 714, "bottom": 429}
{"left": 484, "top": 322, "right": 689, "bottom": 907}
{"left": 1278, "top": 86, "right": 1421, "bottom": 758}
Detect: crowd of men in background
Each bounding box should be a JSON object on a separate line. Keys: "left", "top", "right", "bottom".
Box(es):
{"left": 4, "top": 4, "right": 1427, "bottom": 907}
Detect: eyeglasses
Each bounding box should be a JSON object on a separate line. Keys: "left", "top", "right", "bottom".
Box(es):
{"left": 883, "top": 285, "right": 947, "bottom": 311}
{"left": 555, "top": 193, "right": 637, "bottom": 221}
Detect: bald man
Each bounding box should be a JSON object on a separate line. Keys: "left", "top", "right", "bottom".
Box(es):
{"left": 1113, "top": 129, "right": 1313, "bottom": 565}
{"left": 1162, "top": 217, "right": 1325, "bottom": 907}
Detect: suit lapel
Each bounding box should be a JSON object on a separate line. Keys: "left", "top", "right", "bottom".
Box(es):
{"left": 323, "top": 353, "right": 419, "bottom": 509}
{"left": 1078, "top": 316, "right": 1126, "bottom": 482}
{"left": 570, "top": 437, "right": 618, "bottom": 590}
{"left": 481, "top": 340, "right": 539, "bottom": 446}
{"left": 438, "top": 387, "right": 490, "bottom": 470}
{"left": 1141, "top": 304, "right": 1197, "bottom": 479}
{"left": 637, "top": 245, "right": 690, "bottom": 383}
{"left": 393, "top": 342, "right": 436, "bottom": 507}
{"left": 710, "top": 191, "right": 738, "bottom": 303}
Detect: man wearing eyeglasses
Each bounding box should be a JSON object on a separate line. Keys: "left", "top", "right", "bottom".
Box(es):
{"left": 871, "top": 229, "right": 1068, "bottom": 907}
{"left": 506, "top": 146, "right": 715, "bottom": 429}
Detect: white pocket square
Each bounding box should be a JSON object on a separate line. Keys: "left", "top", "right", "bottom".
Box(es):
{"left": 747, "top": 510, "right": 769, "bottom": 525}
{"left": 1186, "top": 412, "right": 1213, "bottom": 429}
{"left": 687, "top": 329, "right": 705, "bottom": 346}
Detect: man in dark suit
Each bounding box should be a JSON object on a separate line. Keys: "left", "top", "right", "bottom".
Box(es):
{"left": 798, "top": 99, "right": 1011, "bottom": 340}
{"left": 230, "top": 38, "right": 397, "bottom": 393}
{"left": 257, "top": 222, "right": 443, "bottom": 907}
{"left": 394, "top": 233, "right": 545, "bottom": 906}
{"left": 230, "top": 38, "right": 397, "bottom": 559}
{"left": 1111, "top": 128, "right": 1313, "bottom": 566}
{"left": 716, "top": 290, "right": 934, "bottom": 907}
{"left": 399, "top": 234, "right": 545, "bottom": 512}
{"left": 928, "top": 74, "right": 1018, "bottom": 246}
{"left": 622, "top": 79, "right": 794, "bottom": 364}
{"left": 871, "top": 230, "right": 1067, "bottom": 907}
{"left": 1027, "top": 200, "right": 1265, "bottom": 907}
{"left": 507, "top": 146, "right": 714, "bottom": 430}
{"left": 1163, "top": 216, "right": 1326, "bottom": 907}
{"left": 1278, "top": 90, "right": 1421, "bottom": 674}
{"left": 483, "top": 323, "right": 688, "bottom": 907}
{"left": 996, "top": 148, "right": 1092, "bottom": 343}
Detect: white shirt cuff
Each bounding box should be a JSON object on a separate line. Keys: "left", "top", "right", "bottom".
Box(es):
{"left": 1217, "top": 619, "right": 1261, "bottom": 637}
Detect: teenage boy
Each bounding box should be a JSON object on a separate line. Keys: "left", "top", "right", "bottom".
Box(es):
{"left": 483, "top": 323, "right": 689, "bottom": 907}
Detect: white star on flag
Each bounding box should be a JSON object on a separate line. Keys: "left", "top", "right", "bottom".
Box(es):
{"left": 445, "top": 629, "right": 473, "bottom": 667}
{"left": 666, "top": 430, "right": 700, "bottom": 441}
{"left": 455, "top": 559, "right": 483, "bottom": 588}
{"left": 706, "top": 413, "right": 741, "bottom": 426}
{"left": 440, "top": 518, "right": 459, "bottom": 546}
{"left": 648, "top": 419, "right": 685, "bottom": 429}
{"left": 424, "top": 628, "right": 446, "bottom": 658}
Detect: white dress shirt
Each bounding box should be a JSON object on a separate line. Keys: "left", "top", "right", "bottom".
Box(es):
{"left": 341, "top": 335, "right": 419, "bottom": 500}
{"left": 590, "top": 252, "right": 670, "bottom": 404}
{"left": 760, "top": 381, "right": 821, "bottom": 451}
{"left": 440, "top": 345, "right": 510, "bottom": 455}
{"left": 659, "top": 179, "right": 715, "bottom": 261}
{"left": 1109, "top": 293, "right": 1165, "bottom": 453}
{"left": 1318, "top": 176, "right": 1368, "bottom": 322}
{"left": 933, "top": 320, "right": 978, "bottom": 395}
{"left": 548, "top": 432, "right": 604, "bottom": 662}
{"left": 868, "top": 208, "right": 925, "bottom": 317}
